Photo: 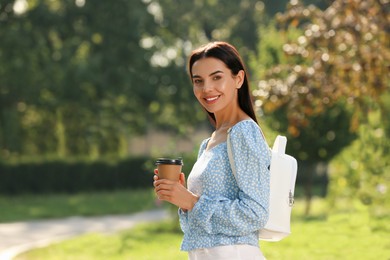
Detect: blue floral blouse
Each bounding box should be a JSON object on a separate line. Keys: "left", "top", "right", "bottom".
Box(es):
{"left": 178, "top": 119, "right": 271, "bottom": 251}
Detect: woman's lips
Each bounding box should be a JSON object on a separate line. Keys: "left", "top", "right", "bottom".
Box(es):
{"left": 204, "top": 95, "right": 220, "bottom": 104}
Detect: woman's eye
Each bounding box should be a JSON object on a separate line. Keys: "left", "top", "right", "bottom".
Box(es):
{"left": 213, "top": 75, "right": 221, "bottom": 80}
{"left": 193, "top": 79, "right": 203, "bottom": 85}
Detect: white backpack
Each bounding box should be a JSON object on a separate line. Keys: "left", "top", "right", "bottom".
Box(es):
{"left": 227, "top": 133, "right": 298, "bottom": 242}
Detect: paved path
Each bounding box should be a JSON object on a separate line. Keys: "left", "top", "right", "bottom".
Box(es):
{"left": 0, "top": 209, "right": 169, "bottom": 260}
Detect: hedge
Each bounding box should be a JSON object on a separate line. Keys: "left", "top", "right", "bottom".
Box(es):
{"left": 0, "top": 155, "right": 326, "bottom": 195}
{"left": 0, "top": 157, "right": 153, "bottom": 195}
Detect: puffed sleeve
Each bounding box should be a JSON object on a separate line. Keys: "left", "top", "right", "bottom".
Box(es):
{"left": 178, "top": 138, "right": 209, "bottom": 232}
{"left": 183, "top": 121, "right": 271, "bottom": 236}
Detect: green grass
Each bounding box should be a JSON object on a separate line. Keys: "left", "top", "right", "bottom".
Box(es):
{"left": 15, "top": 197, "right": 390, "bottom": 260}
{"left": 0, "top": 187, "right": 322, "bottom": 223}
{"left": 0, "top": 189, "right": 156, "bottom": 223}
{"left": 262, "top": 205, "right": 390, "bottom": 259}
{"left": 16, "top": 220, "right": 187, "bottom": 260}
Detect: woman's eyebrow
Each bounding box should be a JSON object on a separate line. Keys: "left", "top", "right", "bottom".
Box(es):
{"left": 209, "top": 70, "right": 223, "bottom": 77}
{"left": 192, "top": 70, "right": 223, "bottom": 79}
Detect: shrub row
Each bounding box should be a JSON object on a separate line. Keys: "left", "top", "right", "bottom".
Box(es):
{"left": 0, "top": 157, "right": 154, "bottom": 195}
{"left": 0, "top": 155, "right": 327, "bottom": 195}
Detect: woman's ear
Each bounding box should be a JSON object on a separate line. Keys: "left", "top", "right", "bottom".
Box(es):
{"left": 235, "top": 70, "right": 245, "bottom": 89}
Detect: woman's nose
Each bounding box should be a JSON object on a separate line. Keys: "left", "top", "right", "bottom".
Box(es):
{"left": 202, "top": 81, "right": 214, "bottom": 92}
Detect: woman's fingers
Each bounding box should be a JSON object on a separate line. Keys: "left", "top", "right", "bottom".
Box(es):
{"left": 156, "top": 189, "right": 173, "bottom": 197}
{"left": 153, "top": 169, "right": 159, "bottom": 187}
{"left": 155, "top": 186, "right": 172, "bottom": 201}
{"left": 179, "top": 172, "right": 186, "bottom": 186}
{"left": 155, "top": 181, "right": 179, "bottom": 198}
{"left": 155, "top": 181, "right": 174, "bottom": 191}
{"left": 153, "top": 177, "right": 190, "bottom": 208}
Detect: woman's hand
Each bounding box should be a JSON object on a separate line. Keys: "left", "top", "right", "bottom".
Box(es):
{"left": 153, "top": 169, "right": 199, "bottom": 211}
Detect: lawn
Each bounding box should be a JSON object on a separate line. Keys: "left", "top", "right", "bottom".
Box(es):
{"left": 0, "top": 189, "right": 156, "bottom": 223}
{"left": 14, "top": 197, "right": 390, "bottom": 260}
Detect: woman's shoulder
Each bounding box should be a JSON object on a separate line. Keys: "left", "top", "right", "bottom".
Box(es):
{"left": 199, "top": 137, "right": 210, "bottom": 151}
{"left": 228, "top": 119, "right": 268, "bottom": 145}
{"left": 228, "top": 119, "right": 259, "bottom": 134}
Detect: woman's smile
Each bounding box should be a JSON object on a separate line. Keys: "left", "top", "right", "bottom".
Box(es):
{"left": 204, "top": 95, "right": 221, "bottom": 104}
{"left": 191, "top": 57, "right": 243, "bottom": 115}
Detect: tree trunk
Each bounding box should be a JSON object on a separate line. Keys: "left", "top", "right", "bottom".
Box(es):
{"left": 55, "top": 109, "right": 67, "bottom": 157}
{"left": 301, "top": 161, "right": 329, "bottom": 216}
{"left": 303, "top": 162, "right": 315, "bottom": 216}
{"left": 1, "top": 106, "right": 21, "bottom": 154}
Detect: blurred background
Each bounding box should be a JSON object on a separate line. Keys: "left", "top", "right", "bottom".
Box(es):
{"left": 0, "top": 0, "right": 389, "bottom": 259}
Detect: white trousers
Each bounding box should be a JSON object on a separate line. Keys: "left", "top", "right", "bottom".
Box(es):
{"left": 188, "top": 245, "right": 266, "bottom": 260}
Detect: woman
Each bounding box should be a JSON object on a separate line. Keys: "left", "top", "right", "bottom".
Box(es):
{"left": 153, "top": 41, "right": 271, "bottom": 260}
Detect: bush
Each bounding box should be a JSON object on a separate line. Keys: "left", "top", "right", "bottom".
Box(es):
{"left": 0, "top": 157, "right": 152, "bottom": 195}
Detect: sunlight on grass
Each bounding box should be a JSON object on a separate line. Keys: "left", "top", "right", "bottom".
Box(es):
{"left": 0, "top": 189, "right": 156, "bottom": 223}
{"left": 17, "top": 220, "right": 187, "bottom": 260}
{"left": 16, "top": 197, "right": 390, "bottom": 260}
{"left": 262, "top": 198, "right": 390, "bottom": 259}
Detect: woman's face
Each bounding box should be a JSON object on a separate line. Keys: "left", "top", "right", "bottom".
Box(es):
{"left": 191, "top": 57, "right": 243, "bottom": 115}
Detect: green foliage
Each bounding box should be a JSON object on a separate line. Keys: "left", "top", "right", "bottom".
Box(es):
{"left": 149, "top": 0, "right": 267, "bottom": 57}
{"left": 251, "top": 0, "right": 389, "bottom": 214}
{"left": 251, "top": 22, "right": 357, "bottom": 163}
{"left": 141, "top": 0, "right": 273, "bottom": 134}
{"left": 254, "top": 0, "right": 389, "bottom": 131}
{"left": 0, "top": 156, "right": 152, "bottom": 195}
{"left": 262, "top": 0, "right": 329, "bottom": 15}
{"left": 0, "top": 0, "right": 157, "bottom": 157}
{"left": 0, "top": 0, "right": 334, "bottom": 160}
{"left": 270, "top": 101, "right": 356, "bottom": 162}
{"left": 249, "top": 22, "right": 302, "bottom": 81}
{"left": 1, "top": 0, "right": 271, "bottom": 158}
{"left": 329, "top": 96, "right": 390, "bottom": 217}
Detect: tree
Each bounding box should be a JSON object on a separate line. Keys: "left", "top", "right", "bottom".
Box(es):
{"left": 252, "top": 0, "right": 389, "bottom": 213}
{"left": 256, "top": 0, "right": 389, "bottom": 131}
{"left": 141, "top": 0, "right": 270, "bottom": 133}
{"left": 0, "top": 0, "right": 157, "bottom": 157}
{"left": 251, "top": 22, "right": 357, "bottom": 214}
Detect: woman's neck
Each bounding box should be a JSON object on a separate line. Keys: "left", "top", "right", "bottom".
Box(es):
{"left": 214, "top": 109, "right": 250, "bottom": 130}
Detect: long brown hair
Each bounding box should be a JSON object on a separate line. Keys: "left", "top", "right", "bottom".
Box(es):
{"left": 188, "top": 41, "right": 258, "bottom": 126}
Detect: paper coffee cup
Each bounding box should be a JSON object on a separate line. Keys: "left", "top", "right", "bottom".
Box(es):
{"left": 155, "top": 158, "right": 183, "bottom": 181}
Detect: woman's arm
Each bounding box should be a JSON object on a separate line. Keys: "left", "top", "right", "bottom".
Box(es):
{"left": 182, "top": 122, "right": 271, "bottom": 236}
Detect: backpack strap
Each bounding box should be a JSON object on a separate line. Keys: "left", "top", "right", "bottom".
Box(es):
{"left": 226, "top": 125, "right": 268, "bottom": 178}
{"left": 226, "top": 128, "right": 237, "bottom": 179}
{"left": 226, "top": 124, "right": 267, "bottom": 179}
{"left": 272, "top": 135, "right": 287, "bottom": 154}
